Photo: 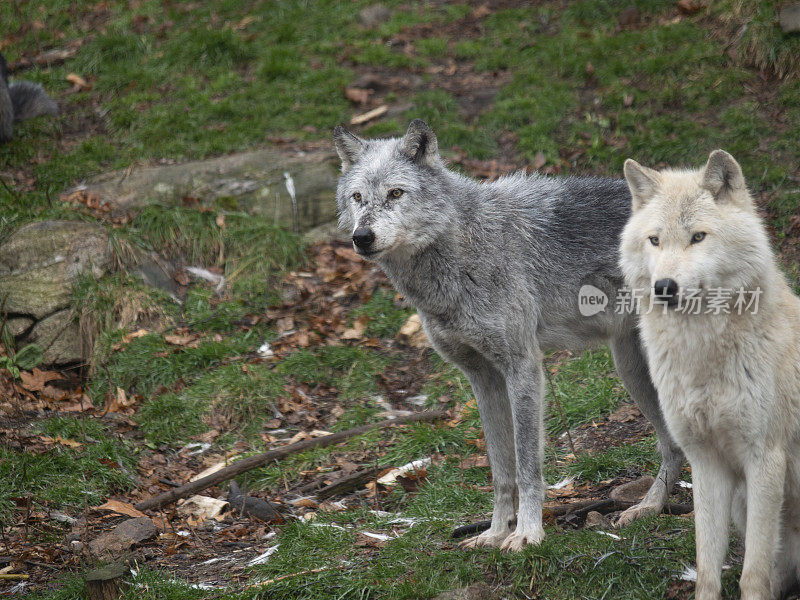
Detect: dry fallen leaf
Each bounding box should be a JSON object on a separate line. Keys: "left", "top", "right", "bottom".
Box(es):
{"left": 676, "top": 0, "right": 704, "bottom": 15}
{"left": 457, "top": 455, "right": 490, "bottom": 469}
{"left": 607, "top": 404, "right": 641, "bottom": 423}
{"left": 397, "top": 314, "right": 430, "bottom": 348}
{"left": 112, "top": 328, "right": 150, "bottom": 351}
{"left": 344, "top": 87, "right": 372, "bottom": 105}
{"left": 20, "top": 368, "right": 61, "bottom": 392}
{"left": 107, "top": 387, "right": 137, "bottom": 413}
{"left": 341, "top": 314, "right": 369, "bottom": 340}
{"left": 40, "top": 435, "right": 82, "bottom": 448}
{"left": 164, "top": 333, "right": 198, "bottom": 346}
{"left": 65, "top": 72, "right": 90, "bottom": 91}
{"left": 533, "top": 151, "right": 547, "bottom": 170}
{"left": 472, "top": 4, "right": 491, "bottom": 18}
{"left": 95, "top": 500, "right": 148, "bottom": 519}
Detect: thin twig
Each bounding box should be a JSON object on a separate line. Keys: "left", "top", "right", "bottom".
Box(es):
{"left": 543, "top": 359, "right": 577, "bottom": 456}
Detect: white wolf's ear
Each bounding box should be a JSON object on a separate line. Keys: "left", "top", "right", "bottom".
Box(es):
{"left": 623, "top": 159, "right": 660, "bottom": 210}
{"left": 402, "top": 119, "right": 439, "bottom": 168}
{"left": 333, "top": 126, "right": 365, "bottom": 172}
{"left": 702, "top": 149, "right": 746, "bottom": 204}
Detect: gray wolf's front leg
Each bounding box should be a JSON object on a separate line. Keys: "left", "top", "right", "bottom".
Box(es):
{"left": 458, "top": 359, "right": 517, "bottom": 549}
{"left": 499, "top": 356, "right": 546, "bottom": 551}
{"left": 610, "top": 332, "right": 685, "bottom": 525}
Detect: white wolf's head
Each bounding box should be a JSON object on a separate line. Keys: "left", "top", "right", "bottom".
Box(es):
{"left": 333, "top": 120, "right": 451, "bottom": 261}
{"left": 619, "top": 149, "right": 771, "bottom": 307}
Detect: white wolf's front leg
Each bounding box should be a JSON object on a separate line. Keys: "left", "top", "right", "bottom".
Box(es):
{"left": 690, "top": 451, "right": 734, "bottom": 600}
{"left": 499, "top": 357, "right": 546, "bottom": 552}
{"left": 458, "top": 361, "right": 517, "bottom": 549}
{"left": 740, "top": 449, "right": 786, "bottom": 600}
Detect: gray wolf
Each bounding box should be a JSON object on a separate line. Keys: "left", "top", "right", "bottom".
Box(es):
{"left": 620, "top": 150, "right": 800, "bottom": 599}
{"left": 0, "top": 51, "right": 58, "bottom": 143}
{"left": 333, "top": 119, "right": 684, "bottom": 550}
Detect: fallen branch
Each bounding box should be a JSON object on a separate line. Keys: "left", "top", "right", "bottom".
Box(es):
{"left": 315, "top": 465, "right": 387, "bottom": 500}
{"left": 8, "top": 47, "right": 79, "bottom": 72}
{"left": 135, "top": 410, "right": 447, "bottom": 512}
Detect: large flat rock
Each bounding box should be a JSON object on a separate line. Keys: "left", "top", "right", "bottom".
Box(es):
{"left": 81, "top": 148, "right": 340, "bottom": 232}
{"left": 0, "top": 220, "right": 110, "bottom": 320}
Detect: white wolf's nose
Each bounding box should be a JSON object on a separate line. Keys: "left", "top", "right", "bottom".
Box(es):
{"left": 654, "top": 278, "right": 679, "bottom": 306}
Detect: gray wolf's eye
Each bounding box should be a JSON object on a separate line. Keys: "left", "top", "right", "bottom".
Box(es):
{"left": 389, "top": 188, "right": 404, "bottom": 199}
{"left": 649, "top": 236, "right": 660, "bottom": 246}
{"left": 691, "top": 232, "right": 706, "bottom": 244}
{"left": 352, "top": 192, "right": 362, "bottom": 202}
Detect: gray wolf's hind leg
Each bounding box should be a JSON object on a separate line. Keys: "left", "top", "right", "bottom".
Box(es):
{"left": 610, "top": 332, "right": 685, "bottom": 526}
{"left": 458, "top": 356, "right": 517, "bottom": 549}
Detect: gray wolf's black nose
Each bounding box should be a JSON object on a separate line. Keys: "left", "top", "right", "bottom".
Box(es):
{"left": 352, "top": 227, "right": 375, "bottom": 250}
{"left": 654, "top": 278, "right": 679, "bottom": 305}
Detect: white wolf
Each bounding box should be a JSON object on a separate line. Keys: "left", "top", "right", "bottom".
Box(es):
{"left": 620, "top": 150, "right": 800, "bottom": 600}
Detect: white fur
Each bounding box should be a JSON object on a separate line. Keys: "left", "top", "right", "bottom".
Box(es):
{"left": 621, "top": 151, "right": 800, "bottom": 600}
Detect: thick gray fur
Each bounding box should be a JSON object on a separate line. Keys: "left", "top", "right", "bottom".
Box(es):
{"left": 333, "top": 120, "right": 685, "bottom": 550}
{"left": 0, "top": 52, "right": 58, "bottom": 143}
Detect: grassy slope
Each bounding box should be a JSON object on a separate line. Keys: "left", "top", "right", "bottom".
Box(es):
{"left": 1, "top": 0, "right": 796, "bottom": 597}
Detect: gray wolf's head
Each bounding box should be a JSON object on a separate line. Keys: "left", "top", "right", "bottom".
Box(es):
{"left": 333, "top": 119, "right": 450, "bottom": 261}
{"left": 620, "top": 149, "right": 770, "bottom": 306}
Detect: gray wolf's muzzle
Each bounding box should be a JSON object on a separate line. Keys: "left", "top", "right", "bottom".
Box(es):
{"left": 352, "top": 227, "right": 375, "bottom": 253}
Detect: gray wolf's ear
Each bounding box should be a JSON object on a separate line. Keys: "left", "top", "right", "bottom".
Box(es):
{"left": 333, "top": 126, "right": 365, "bottom": 172}
{"left": 702, "top": 149, "right": 745, "bottom": 203}
{"left": 402, "top": 119, "right": 439, "bottom": 167}
{"left": 623, "top": 159, "right": 660, "bottom": 211}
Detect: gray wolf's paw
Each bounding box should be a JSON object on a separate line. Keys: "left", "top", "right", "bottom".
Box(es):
{"left": 499, "top": 526, "right": 544, "bottom": 552}
{"left": 458, "top": 528, "right": 510, "bottom": 549}
{"left": 616, "top": 501, "right": 661, "bottom": 527}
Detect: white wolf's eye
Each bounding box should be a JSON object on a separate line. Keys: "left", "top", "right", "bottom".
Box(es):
{"left": 691, "top": 232, "right": 706, "bottom": 244}
{"left": 389, "top": 188, "right": 404, "bottom": 199}
{"left": 352, "top": 192, "right": 362, "bottom": 202}
{"left": 649, "top": 236, "right": 660, "bottom": 247}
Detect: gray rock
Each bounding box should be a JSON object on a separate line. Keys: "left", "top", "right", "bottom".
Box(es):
{"left": 88, "top": 517, "right": 157, "bottom": 559}
{"left": 131, "top": 253, "right": 179, "bottom": 297}
{"left": 25, "top": 309, "right": 83, "bottom": 366}
{"left": 5, "top": 317, "right": 34, "bottom": 337}
{"left": 358, "top": 4, "right": 391, "bottom": 28}
{"left": 80, "top": 149, "right": 340, "bottom": 233}
{"left": 779, "top": 3, "right": 800, "bottom": 33}
{"left": 584, "top": 510, "right": 613, "bottom": 529}
{"left": 0, "top": 220, "right": 110, "bottom": 319}
{"left": 609, "top": 476, "right": 655, "bottom": 503}
{"left": 434, "top": 584, "right": 500, "bottom": 600}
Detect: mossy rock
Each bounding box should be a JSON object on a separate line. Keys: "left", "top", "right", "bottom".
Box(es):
{"left": 0, "top": 220, "right": 111, "bottom": 365}
{"left": 0, "top": 220, "right": 110, "bottom": 320}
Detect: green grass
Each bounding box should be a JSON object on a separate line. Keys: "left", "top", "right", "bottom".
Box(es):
{"left": 349, "top": 288, "right": 414, "bottom": 339}
{"left": 91, "top": 330, "right": 257, "bottom": 402}
{"left": 276, "top": 345, "right": 390, "bottom": 400}
{"left": 0, "top": 417, "right": 136, "bottom": 520}
{"left": 545, "top": 349, "right": 626, "bottom": 435}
